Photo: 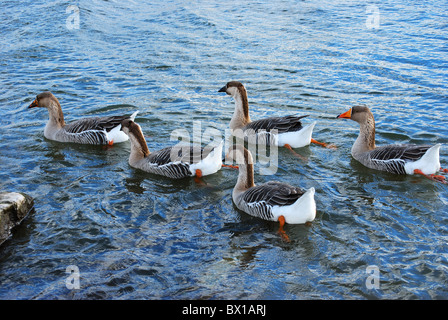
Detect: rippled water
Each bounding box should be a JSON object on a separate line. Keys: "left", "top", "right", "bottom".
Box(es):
{"left": 1, "top": 0, "right": 447, "bottom": 300}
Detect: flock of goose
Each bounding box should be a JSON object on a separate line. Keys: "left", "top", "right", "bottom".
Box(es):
{"left": 28, "top": 81, "right": 446, "bottom": 240}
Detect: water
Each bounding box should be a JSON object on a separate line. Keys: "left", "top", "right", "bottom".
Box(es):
{"left": 1, "top": 0, "right": 447, "bottom": 300}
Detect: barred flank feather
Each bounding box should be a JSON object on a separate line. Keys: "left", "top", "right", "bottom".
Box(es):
{"left": 244, "top": 201, "right": 274, "bottom": 221}
{"left": 143, "top": 161, "right": 191, "bottom": 179}
{"left": 57, "top": 129, "right": 107, "bottom": 145}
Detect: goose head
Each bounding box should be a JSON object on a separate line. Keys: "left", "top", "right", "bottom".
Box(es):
{"left": 219, "top": 81, "right": 251, "bottom": 129}
{"left": 120, "top": 119, "right": 150, "bottom": 158}
{"left": 218, "top": 81, "right": 247, "bottom": 98}
{"left": 28, "top": 91, "right": 65, "bottom": 126}
{"left": 337, "top": 105, "right": 374, "bottom": 124}
{"left": 337, "top": 105, "right": 376, "bottom": 152}
{"left": 29, "top": 91, "right": 60, "bottom": 110}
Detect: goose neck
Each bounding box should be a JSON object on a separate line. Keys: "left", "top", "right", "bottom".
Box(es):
{"left": 352, "top": 117, "right": 376, "bottom": 156}
{"left": 230, "top": 88, "right": 251, "bottom": 130}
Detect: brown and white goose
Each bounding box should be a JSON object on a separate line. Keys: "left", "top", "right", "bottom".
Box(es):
{"left": 121, "top": 119, "right": 223, "bottom": 180}
{"left": 337, "top": 105, "right": 446, "bottom": 183}
{"left": 218, "top": 81, "right": 332, "bottom": 150}
{"left": 225, "top": 144, "right": 316, "bottom": 240}
{"left": 28, "top": 91, "right": 138, "bottom": 145}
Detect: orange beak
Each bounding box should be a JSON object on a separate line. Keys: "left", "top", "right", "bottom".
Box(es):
{"left": 337, "top": 108, "right": 352, "bottom": 119}
{"left": 28, "top": 99, "right": 39, "bottom": 108}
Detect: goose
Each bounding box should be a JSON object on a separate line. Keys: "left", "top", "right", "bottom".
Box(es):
{"left": 225, "top": 144, "right": 316, "bottom": 241}
{"left": 218, "top": 81, "right": 333, "bottom": 151}
{"left": 28, "top": 91, "right": 138, "bottom": 145}
{"left": 120, "top": 119, "right": 223, "bottom": 181}
{"left": 337, "top": 105, "right": 447, "bottom": 183}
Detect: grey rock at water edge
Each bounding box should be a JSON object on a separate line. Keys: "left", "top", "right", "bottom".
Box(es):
{"left": 0, "top": 192, "right": 34, "bottom": 245}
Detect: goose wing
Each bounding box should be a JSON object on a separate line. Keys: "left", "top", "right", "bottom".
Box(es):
{"left": 64, "top": 115, "right": 131, "bottom": 134}
{"left": 145, "top": 146, "right": 190, "bottom": 179}
{"left": 244, "top": 115, "right": 308, "bottom": 134}
{"left": 243, "top": 181, "right": 305, "bottom": 207}
{"left": 240, "top": 181, "right": 305, "bottom": 221}
{"left": 368, "top": 144, "right": 431, "bottom": 174}
{"left": 148, "top": 145, "right": 213, "bottom": 165}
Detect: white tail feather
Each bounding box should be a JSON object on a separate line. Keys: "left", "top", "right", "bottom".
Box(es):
{"left": 272, "top": 187, "right": 316, "bottom": 224}
{"left": 107, "top": 110, "right": 139, "bottom": 144}
{"left": 277, "top": 121, "right": 316, "bottom": 148}
{"left": 189, "top": 141, "right": 224, "bottom": 176}
{"left": 405, "top": 144, "right": 441, "bottom": 175}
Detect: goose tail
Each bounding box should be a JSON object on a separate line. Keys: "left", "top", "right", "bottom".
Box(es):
{"left": 129, "top": 111, "right": 139, "bottom": 121}
{"left": 406, "top": 144, "right": 441, "bottom": 175}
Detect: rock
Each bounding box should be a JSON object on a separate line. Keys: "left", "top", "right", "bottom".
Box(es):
{"left": 0, "top": 192, "right": 34, "bottom": 245}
